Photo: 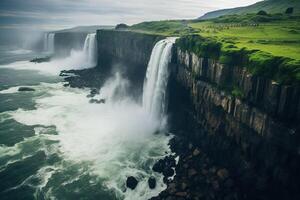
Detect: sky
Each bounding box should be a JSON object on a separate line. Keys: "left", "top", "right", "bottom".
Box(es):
{"left": 0, "top": 0, "right": 261, "bottom": 31}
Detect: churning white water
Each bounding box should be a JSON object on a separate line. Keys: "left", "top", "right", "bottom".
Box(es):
{"left": 3, "top": 75, "right": 172, "bottom": 200}
{"left": 44, "top": 33, "right": 55, "bottom": 53}
{"left": 1, "top": 33, "right": 98, "bottom": 75}
{"left": 0, "top": 35, "right": 176, "bottom": 200}
{"left": 83, "top": 33, "right": 97, "bottom": 67}
{"left": 143, "top": 38, "right": 176, "bottom": 121}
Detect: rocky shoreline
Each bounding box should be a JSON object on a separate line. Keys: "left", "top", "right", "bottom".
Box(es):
{"left": 150, "top": 136, "right": 241, "bottom": 200}
{"left": 61, "top": 68, "right": 242, "bottom": 200}
{"left": 60, "top": 68, "right": 289, "bottom": 200}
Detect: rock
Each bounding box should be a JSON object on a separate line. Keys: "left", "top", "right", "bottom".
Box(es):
{"left": 89, "top": 99, "right": 106, "bottom": 104}
{"left": 201, "top": 169, "right": 208, "bottom": 175}
{"left": 212, "top": 180, "right": 220, "bottom": 190}
{"left": 167, "top": 183, "right": 177, "bottom": 194}
{"left": 193, "top": 148, "right": 201, "bottom": 156}
{"left": 217, "top": 168, "right": 229, "bottom": 180}
{"left": 126, "top": 176, "right": 138, "bottom": 190}
{"left": 30, "top": 56, "right": 51, "bottom": 63}
{"left": 163, "top": 168, "right": 175, "bottom": 177}
{"left": 209, "top": 167, "right": 217, "bottom": 174}
{"left": 224, "top": 179, "right": 234, "bottom": 188}
{"left": 188, "top": 168, "right": 197, "bottom": 178}
{"left": 181, "top": 182, "right": 188, "bottom": 190}
{"left": 175, "top": 192, "right": 187, "bottom": 197}
{"left": 18, "top": 87, "right": 35, "bottom": 92}
{"left": 153, "top": 156, "right": 176, "bottom": 174}
{"left": 148, "top": 177, "right": 156, "bottom": 189}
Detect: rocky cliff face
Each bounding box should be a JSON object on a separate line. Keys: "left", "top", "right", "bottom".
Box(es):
{"left": 96, "top": 30, "right": 163, "bottom": 91}
{"left": 54, "top": 32, "right": 88, "bottom": 57}
{"left": 168, "top": 47, "right": 300, "bottom": 198}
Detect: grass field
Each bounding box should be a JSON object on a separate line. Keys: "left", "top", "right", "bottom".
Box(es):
{"left": 189, "top": 20, "right": 300, "bottom": 60}
{"left": 130, "top": 14, "right": 300, "bottom": 84}
{"left": 131, "top": 15, "right": 300, "bottom": 60}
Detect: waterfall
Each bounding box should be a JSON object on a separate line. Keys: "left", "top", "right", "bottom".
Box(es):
{"left": 143, "top": 37, "right": 176, "bottom": 120}
{"left": 44, "top": 33, "right": 55, "bottom": 53}
{"left": 83, "top": 33, "right": 97, "bottom": 67}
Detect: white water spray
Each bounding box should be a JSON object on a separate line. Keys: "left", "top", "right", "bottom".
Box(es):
{"left": 143, "top": 38, "right": 176, "bottom": 121}
{"left": 83, "top": 33, "right": 97, "bottom": 67}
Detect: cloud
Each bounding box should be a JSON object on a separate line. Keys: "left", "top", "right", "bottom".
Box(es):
{"left": 0, "top": 0, "right": 261, "bottom": 30}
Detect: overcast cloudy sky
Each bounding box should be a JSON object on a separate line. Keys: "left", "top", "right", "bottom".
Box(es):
{"left": 0, "top": 0, "right": 261, "bottom": 31}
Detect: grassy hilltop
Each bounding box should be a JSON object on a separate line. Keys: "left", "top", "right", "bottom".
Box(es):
{"left": 130, "top": 13, "right": 300, "bottom": 85}
{"left": 199, "top": 0, "right": 300, "bottom": 20}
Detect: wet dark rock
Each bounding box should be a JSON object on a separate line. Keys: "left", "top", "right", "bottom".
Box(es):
{"left": 30, "top": 56, "right": 51, "bottom": 63}
{"left": 167, "top": 183, "right": 177, "bottom": 194}
{"left": 126, "top": 176, "right": 138, "bottom": 190}
{"left": 188, "top": 168, "right": 197, "bottom": 178}
{"left": 148, "top": 177, "right": 156, "bottom": 189}
{"left": 193, "top": 148, "right": 201, "bottom": 157}
{"left": 18, "top": 87, "right": 35, "bottom": 92}
{"left": 181, "top": 182, "right": 188, "bottom": 190}
{"left": 153, "top": 156, "right": 176, "bottom": 174}
{"left": 224, "top": 179, "right": 234, "bottom": 188}
{"left": 217, "top": 168, "right": 229, "bottom": 180}
{"left": 175, "top": 192, "right": 187, "bottom": 197}
{"left": 163, "top": 168, "right": 175, "bottom": 178}
{"left": 89, "top": 99, "right": 106, "bottom": 104}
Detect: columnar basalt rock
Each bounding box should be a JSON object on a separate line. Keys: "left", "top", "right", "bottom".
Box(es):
{"left": 168, "top": 46, "right": 300, "bottom": 198}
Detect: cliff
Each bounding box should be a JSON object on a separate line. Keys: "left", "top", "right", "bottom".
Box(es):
{"left": 54, "top": 32, "right": 88, "bottom": 57}
{"left": 62, "top": 29, "right": 299, "bottom": 198}
{"left": 168, "top": 46, "right": 300, "bottom": 198}
{"left": 96, "top": 30, "right": 163, "bottom": 94}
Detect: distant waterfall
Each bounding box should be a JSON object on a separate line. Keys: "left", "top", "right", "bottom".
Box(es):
{"left": 44, "top": 33, "right": 55, "bottom": 53}
{"left": 83, "top": 33, "right": 97, "bottom": 67}
{"left": 143, "top": 38, "right": 176, "bottom": 120}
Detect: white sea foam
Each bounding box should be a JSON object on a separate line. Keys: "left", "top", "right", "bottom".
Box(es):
{"left": 0, "top": 49, "right": 95, "bottom": 75}
{"left": 0, "top": 33, "right": 98, "bottom": 76}
{"left": 8, "top": 74, "right": 171, "bottom": 199}
{"left": 8, "top": 49, "right": 33, "bottom": 55}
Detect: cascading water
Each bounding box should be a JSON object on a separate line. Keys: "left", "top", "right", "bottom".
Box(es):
{"left": 44, "top": 33, "right": 55, "bottom": 53}
{"left": 83, "top": 33, "right": 97, "bottom": 67}
{"left": 143, "top": 37, "right": 176, "bottom": 121}
{"left": 0, "top": 32, "right": 175, "bottom": 200}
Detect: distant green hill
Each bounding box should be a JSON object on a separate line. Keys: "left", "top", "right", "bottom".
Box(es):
{"left": 199, "top": 0, "right": 300, "bottom": 19}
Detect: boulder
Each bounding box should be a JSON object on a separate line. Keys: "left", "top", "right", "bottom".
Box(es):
{"left": 18, "top": 87, "right": 35, "bottom": 92}
{"left": 193, "top": 148, "right": 201, "bottom": 156}
{"left": 126, "top": 176, "right": 138, "bottom": 190}
{"left": 217, "top": 168, "right": 229, "bottom": 180}
{"left": 148, "top": 177, "right": 156, "bottom": 189}
{"left": 188, "top": 168, "right": 197, "bottom": 178}
{"left": 163, "top": 168, "right": 175, "bottom": 177}
{"left": 89, "top": 99, "right": 106, "bottom": 104}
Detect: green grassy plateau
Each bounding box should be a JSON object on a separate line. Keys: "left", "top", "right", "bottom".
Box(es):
{"left": 130, "top": 14, "right": 300, "bottom": 84}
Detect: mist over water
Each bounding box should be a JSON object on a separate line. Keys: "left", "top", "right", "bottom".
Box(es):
{"left": 0, "top": 36, "right": 174, "bottom": 199}
{"left": 0, "top": 33, "right": 98, "bottom": 75}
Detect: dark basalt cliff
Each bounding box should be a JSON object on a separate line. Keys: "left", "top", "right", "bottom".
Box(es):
{"left": 63, "top": 29, "right": 299, "bottom": 199}
{"left": 168, "top": 47, "right": 300, "bottom": 199}
{"left": 97, "top": 30, "right": 163, "bottom": 90}
{"left": 54, "top": 32, "right": 88, "bottom": 57}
